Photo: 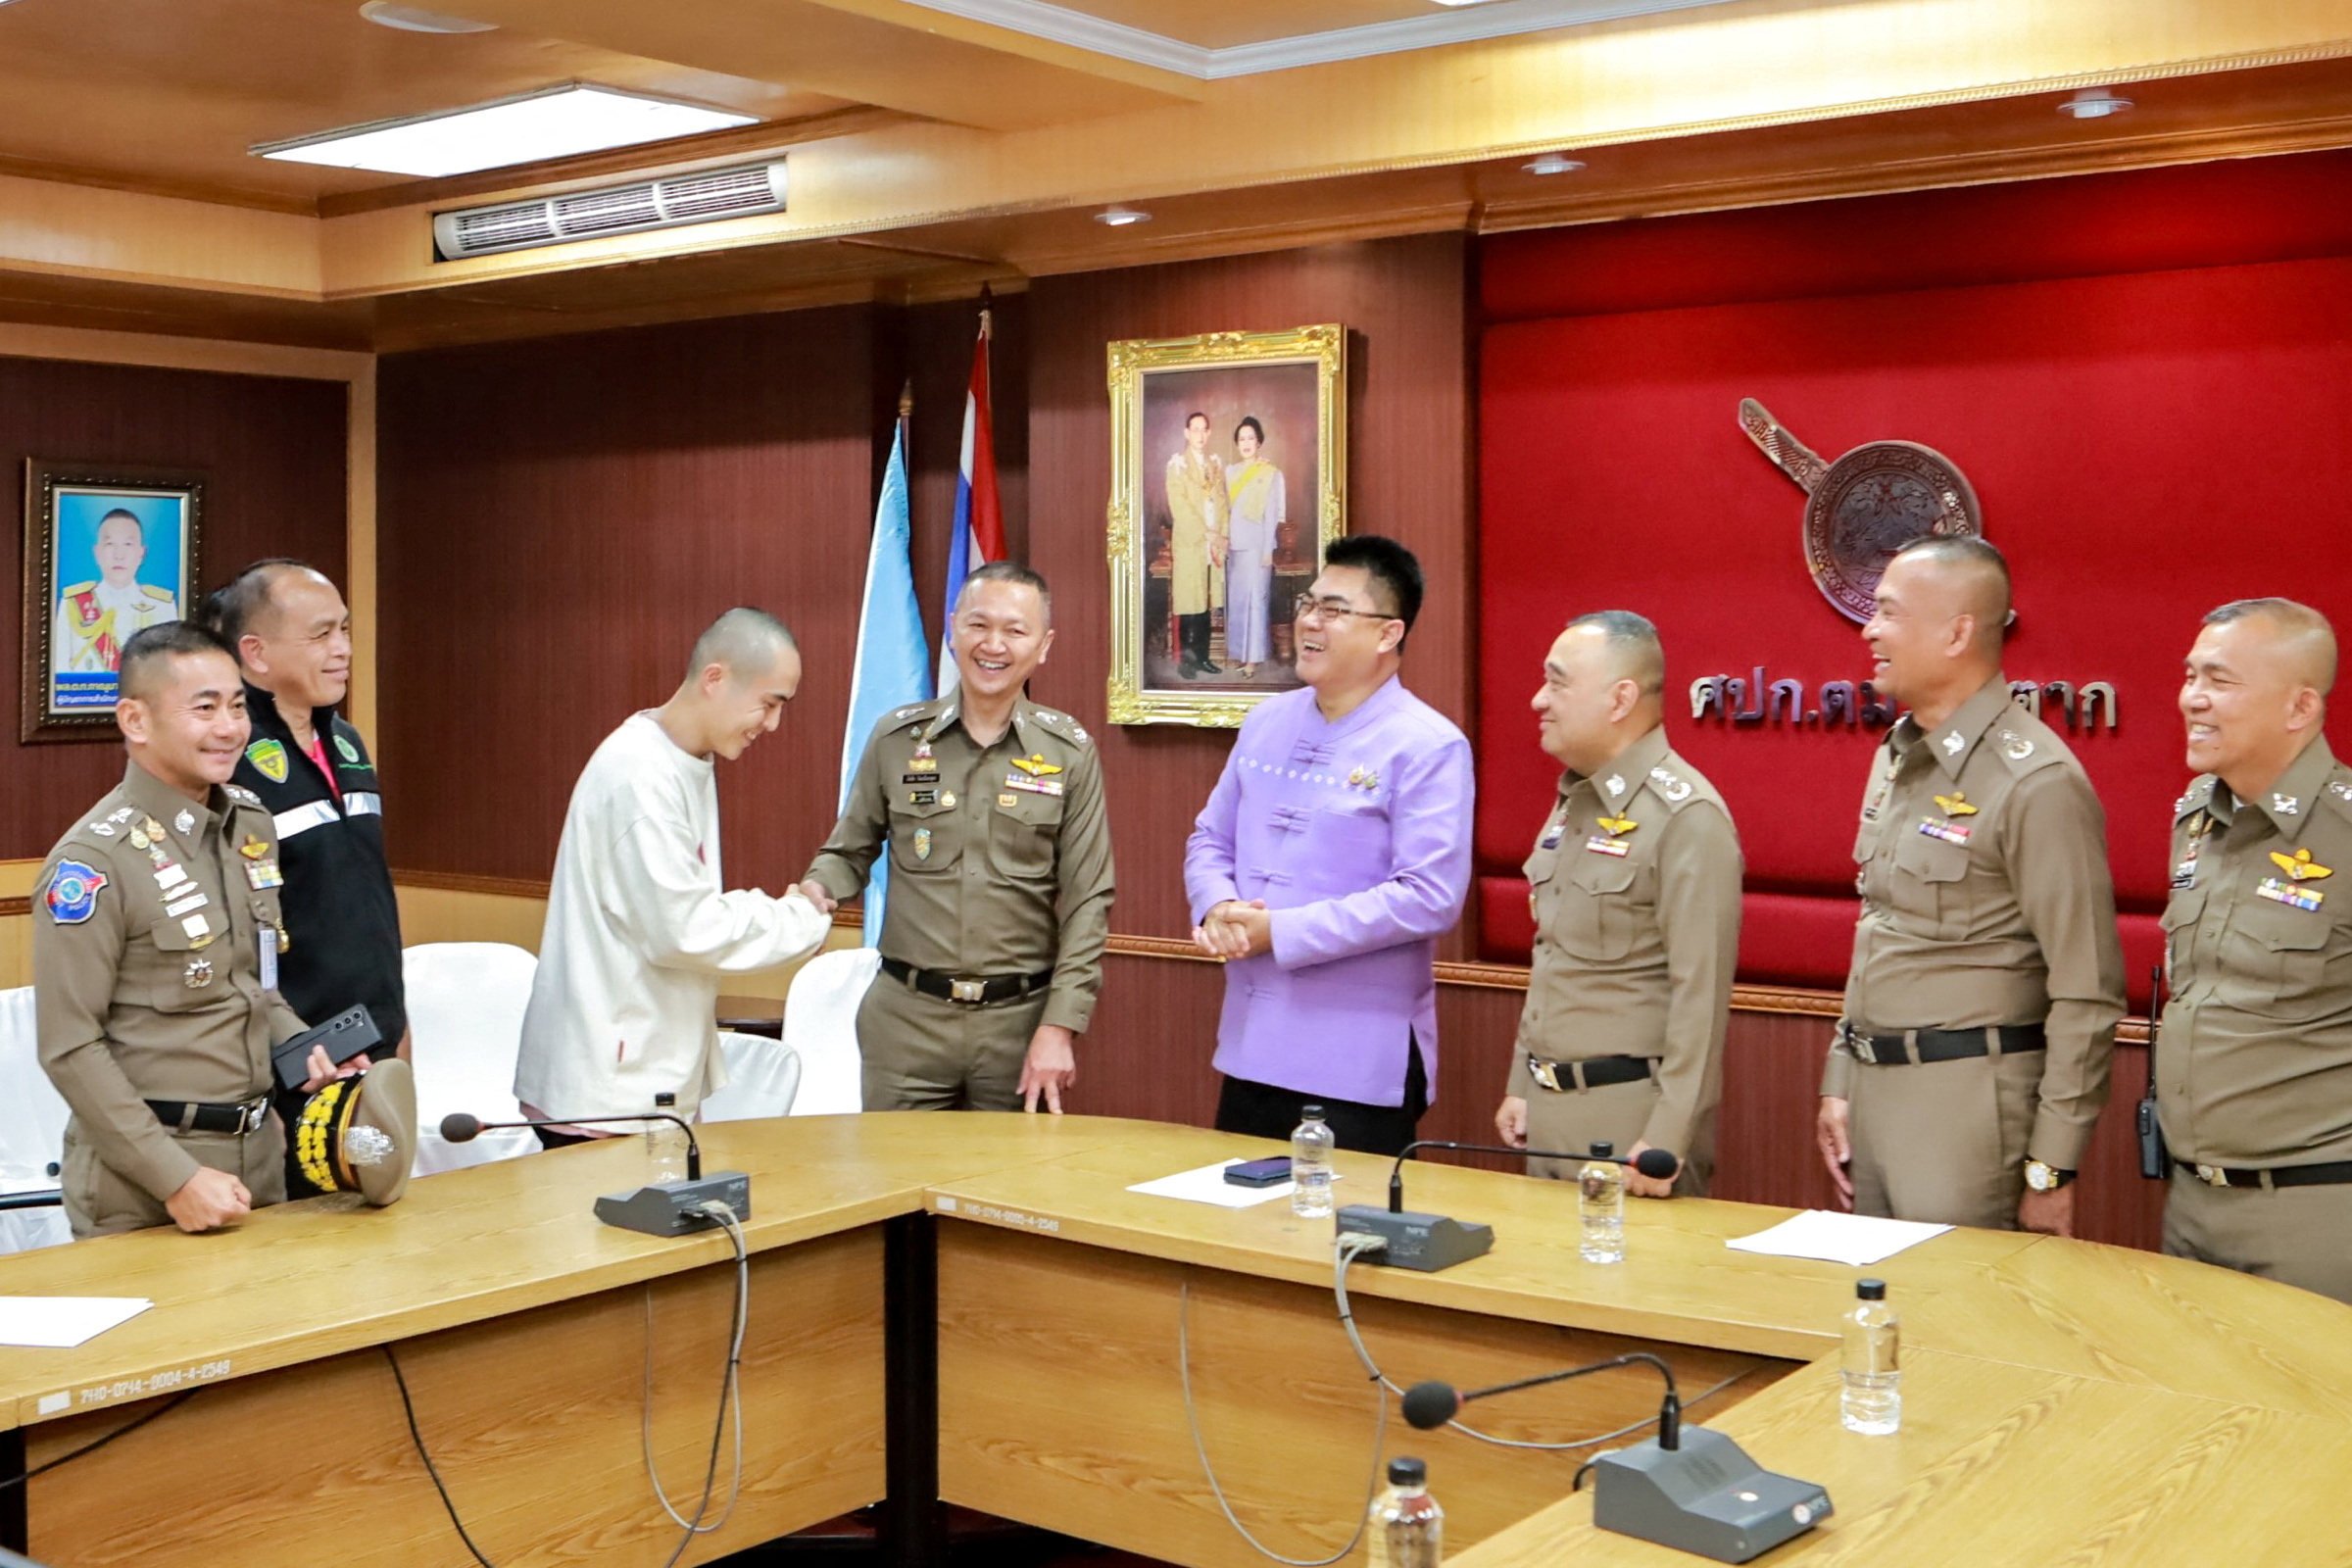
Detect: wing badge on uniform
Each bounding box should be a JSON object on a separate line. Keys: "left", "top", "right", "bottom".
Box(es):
{"left": 1933, "top": 792, "right": 1979, "bottom": 817}
{"left": 1595, "top": 815, "right": 1638, "bottom": 837}
{"left": 2270, "top": 848, "right": 2333, "bottom": 883}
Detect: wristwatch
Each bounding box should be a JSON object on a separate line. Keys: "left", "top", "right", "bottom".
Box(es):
{"left": 2023, "top": 1159, "right": 2075, "bottom": 1192}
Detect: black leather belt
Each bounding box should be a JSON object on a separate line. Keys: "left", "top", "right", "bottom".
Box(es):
{"left": 880, "top": 957, "right": 1054, "bottom": 1006}
{"left": 1848, "top": 1023, "right": 2046, "bottom": 1066}
{"left": 146, "top": 1096, "right": 270, "bottom": 1136}
{"left": 2176, "top": 1158, "right": 2352, "bottom": 1190}
{"left": 1525, "top": 1054, "right": 1655, "bottom": 1093}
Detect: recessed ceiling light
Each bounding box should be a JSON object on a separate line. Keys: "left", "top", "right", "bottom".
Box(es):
{"left": 254, "top": 85, "right": 757, "bottom": 178}
{"left": 1095, "top": 206, "right": 1152, "bottom": 227}
{"left": 1522, "top": 154, "right": 1587, "bottom": 176}
{"left": 360, "top": 2, "right": 497, "bottom": 32}
{"left": 2057, "top": 88, "right": 2133, "bottom": 121}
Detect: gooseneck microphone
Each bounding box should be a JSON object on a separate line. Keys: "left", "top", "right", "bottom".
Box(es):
{"left": 1387, "top": 1139, "right": 1681, "bottom": 1213}
{"left": 440, "top": 1111, "right": 705, "bottom": 1182}
{"left": 1402, "top": 1351, "right": 1681, "bottom": 1446}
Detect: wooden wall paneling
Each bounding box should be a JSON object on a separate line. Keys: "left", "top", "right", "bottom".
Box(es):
{"left": 0, "top": 353, "right": 347, "bottom": 859}
{"left": 376, "top": 305, "right": 884, "bottom": 885}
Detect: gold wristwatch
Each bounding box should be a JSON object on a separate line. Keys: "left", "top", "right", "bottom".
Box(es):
{"left": 2023, "top": 1159, "right": 2074, "bottom": 1192}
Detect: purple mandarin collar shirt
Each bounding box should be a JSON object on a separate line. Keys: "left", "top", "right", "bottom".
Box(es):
{"left": 1184, "top": 676, "right": 1475, "bottom": 1106}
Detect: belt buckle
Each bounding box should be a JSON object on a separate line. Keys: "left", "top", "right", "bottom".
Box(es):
{"left": 2194, "top": 1163, "right": 2230, "bottom": 1188}
{"left": 950, "top": 977, "right": 987, "bottom": 1004}
{"left": 1849, "top": 1033, "right": 1880, "bottom": 1066}
{"left": 239, "top": 1099, "right": 270, "bottom": 1137}
{"left": 1528, "top": 1057, "right": 1563, "bottom": 1094}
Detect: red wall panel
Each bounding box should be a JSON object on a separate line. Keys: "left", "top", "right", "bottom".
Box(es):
{"left": 1479, "top": 169, "right": 2352, "bottom": 980}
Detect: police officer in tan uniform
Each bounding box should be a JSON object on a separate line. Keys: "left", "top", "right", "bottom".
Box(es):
{"left": 1816, "top": 537, "right": 2126, "bottom": 1233}
{"left": 34, "top": 623, "right": 362, "bottom": 1237}
{"left": 2159, "top": 598, "right": 2352, "bottom": 1303}
{"left": 1495, "top": 612, "right": 1741, "bottom": 1196}
{"left": 801, "top": 564, "right": 1114, "bottom": 1112}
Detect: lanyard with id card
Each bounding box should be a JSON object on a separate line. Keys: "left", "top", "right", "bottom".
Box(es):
{"left": 260, "top": 924, "right": 280, "bottom": 993}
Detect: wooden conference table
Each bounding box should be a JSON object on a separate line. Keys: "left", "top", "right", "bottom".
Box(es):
{"left": 3, "top": 1115, "right": 2349, "bottom": 1566}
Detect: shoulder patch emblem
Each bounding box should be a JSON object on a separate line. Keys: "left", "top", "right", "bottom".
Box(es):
{"left": 45, "top": 860, "right": 106, "bottom": 924}
{"left": 247, "top": 738, "right": 289, "bottom": 783}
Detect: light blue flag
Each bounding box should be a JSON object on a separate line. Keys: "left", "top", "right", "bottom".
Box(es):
{"left": 841, "top": 416, "right": 932, "bottom": 945}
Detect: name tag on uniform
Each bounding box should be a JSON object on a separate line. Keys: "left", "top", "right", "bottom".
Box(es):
{"left": 164, "top": 891, "right": 209, "bottom": 918}
{"left": 2256, "top": 876, "right": 2326, "bottom": 912}
{"left": 1004, "top": 773, "right": 1063, "bottom": 797}
{"left": 1918, "top": 818, "right": 1972, "bottom": 845}
{"left": 1539, "top": 821, "right": 1565, "bottom": 850}
{"left": 908, "top": 789, "right": 939, "bottom": 807}
{"left": 155, "top": 862, "right": 189, "bottom": 892}
{"left": 2171, "top": 850, "right": 2201, "bottom": 890}
{"left": 1585, "top": 836, "right": 1630, "bottom": 858}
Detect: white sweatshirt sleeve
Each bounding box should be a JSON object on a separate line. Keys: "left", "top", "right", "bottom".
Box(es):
{"left": 605, "top": 812, "right": 830, "bottom": 976}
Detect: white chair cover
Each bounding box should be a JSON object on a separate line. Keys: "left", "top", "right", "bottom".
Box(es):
{"left": 780, "top": 948, "right": 876, "bottom": 1114}
{"left": 701, "top": 1034, "right": 804, "bottom": 1122}
{"left": 402, "top": 942, "right": 542, "bottom": 1176}
{"left": 0, "top": 985, "right": 74, "bottom": 1252}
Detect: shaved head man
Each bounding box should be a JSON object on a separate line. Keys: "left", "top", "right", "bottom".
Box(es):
{"left": 1496, "top": 612, "right": 1741, "bottom": 1197}
{"left": 2159, "top": 598, "right": 2352, "bottom": 1303}
{"left": 514, "top": 608, "right": 828, "bottom": 1140}
{"left": 1818, "top": 535, "right": 2126, "bottom": 1234}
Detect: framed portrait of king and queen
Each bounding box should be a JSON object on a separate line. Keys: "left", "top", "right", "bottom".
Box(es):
{"left": 1105, "top": 322, "right": 1346, "bottom": 726}
{"left": 21, "top": 460, "right": 204, "bottom": 742}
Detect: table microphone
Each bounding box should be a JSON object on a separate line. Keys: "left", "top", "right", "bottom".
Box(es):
{"left": 1387, "top": 1140, "right": 1681, "bottom": 1214}
{"left": 439, "top": 1110, "right": 704, "bottom": 1180}
{"left": 439, "top": 1110, "right": 750, "bottom": 1237}
{"left": 1403, "top": 1354, "right": 1832, "bottom": 1563}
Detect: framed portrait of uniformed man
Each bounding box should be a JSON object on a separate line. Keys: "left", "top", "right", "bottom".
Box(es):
{"left": 21, "top": 460, "right": 203, "bottom": 742}
{"left": 1105, "top": 322, "right": 1345, "bottom": 727}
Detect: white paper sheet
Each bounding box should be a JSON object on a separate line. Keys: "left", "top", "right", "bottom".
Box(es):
{"left": 1126, "top": 1159, "right": 1340, "bottom": 1210}
{"left": 0, "top": 1296, "right": 154, "bottom": 1349}
{"left": 1726, "top": 1210, "right": 1952, "bottom": 1267}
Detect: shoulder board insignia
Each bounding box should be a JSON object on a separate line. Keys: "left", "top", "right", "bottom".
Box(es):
{"left": 1647, "top": 765, "right": 1693, "bottom": 805}
{"left": 225, "top": 784, "right": 262, "bottom": 806}
{"left": 141, "top": 585, "right": 174, "bottom": 603}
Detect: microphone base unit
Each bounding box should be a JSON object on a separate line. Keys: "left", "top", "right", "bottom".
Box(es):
{"left": 1335, "top": 1202, "right": 1494, "bottom": 1272}
{"left": 1591, "top": 1426, "right": 1831, "bottom": 1563}
{"left": 594, "top": 1172, "right": 752, "bottom": 1237}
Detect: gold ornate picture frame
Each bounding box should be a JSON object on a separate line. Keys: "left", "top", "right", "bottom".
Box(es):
{"left": 1105, "top": 322, "right": 1346, "bottom": 727}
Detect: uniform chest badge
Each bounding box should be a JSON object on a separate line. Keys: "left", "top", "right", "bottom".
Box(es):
{"left": 247, "top": 738, "right": 289, "bottom": 783}
{"left": 1933, "top": 792, "right": 1978, "bottom": 817}
{"left": 2273, "top": 793, "right": 2301, "bottom": 816}
{"left": 1004, "top": 772, "right": 1064, "bottom": 797}
{"left": 2270, "top": 848, "right": 2334, "bottom": 883}
{"left": 1595, "top": 815, "right": 1638, "bottom": 837}
{"left": 1585, "top": 835, "right": 1632, "bottom": 858}
{"left": 183, "top": 957, "right": 214, "bottom": 990}
{"left": 1539, "top": 819, "right": 1565, "bottom": 851}
{"left": 44, "top": 860, "right": 106, "bottom": 924}
{"left": 239, "top": 834, "right": 270, "bottom": 859}
{"left": 913, "top": 827, "right": 933, "bottom": 862}
{"left": 1010, "top": 754, "right": 1063, "bottom": 777}
{"left": 2257, "top": 876, "right": 2326, "bottom": 912}
{"left": 907, "top": 745, "right": 938, "bottom": 775}
{"left": 1918, "top": 817, "right": 1973, "bottom": 845}
{"left": 1603, "top": 774, "right": 1626, "bottom": 797}
{"left": 1939, "top": 732, "right": 1965, "bottom": 757}
{"left": 173, "top": 809, "right": 195, "bottom": 836}
{"left": 245, "top": 859, "right": 284, "bottom": 891}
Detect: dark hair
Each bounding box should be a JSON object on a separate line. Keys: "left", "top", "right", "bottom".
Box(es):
{"left": 1235, "top": 416, "right": 1265, "bottom": 445}
{"left": 203, "top": 558, "right": 315, "bottom": 653}
{"left": 2203, "top": 597, "right": 2337, "bottom": 694}
{"left": 119, "top": 620, "right": 234, "bottom": 701}
{"left": 1889, "top": 533, "right": 2013, "bottom": 633}
{"left": 96, "top": 508, "right": 144, "bottom": 542}
{"left": 1323, "top": 535, "right": 1425, "bottom": 644}
{"left": 1565, "top": 609, "right": 1666, "bottom": 697}
{"left": 686, "top": 607, "right": 796, "bottom": 681}
{"left": 1184, "top": 411, "right": 1210, "bottom": 429}
{"left": 957, "top": 560, "right": 1053, "bottom": 622}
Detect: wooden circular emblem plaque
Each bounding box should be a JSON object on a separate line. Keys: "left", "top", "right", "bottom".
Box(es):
{"left": 1740, "top": 399, "right": 1982, "bottom": 623}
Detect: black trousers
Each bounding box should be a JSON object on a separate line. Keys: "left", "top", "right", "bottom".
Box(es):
{"left": 1213, "top": 1034, "right": 1429, "bottom": 1156}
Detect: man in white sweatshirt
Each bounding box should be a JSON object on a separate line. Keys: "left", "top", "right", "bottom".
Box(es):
{"left": 514, "top": 609, "right": 830, "bottom": 1143}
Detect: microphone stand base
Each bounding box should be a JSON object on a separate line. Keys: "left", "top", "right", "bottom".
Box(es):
{"left": 594, "top": 1172, "right": 752, "bottom": 1236}
{"left": 1335, "top": 1202, "right": 1494, "bottom": 1272}
{"left": 1592, "top": 1426, "right": 1831, "bottom": 1562}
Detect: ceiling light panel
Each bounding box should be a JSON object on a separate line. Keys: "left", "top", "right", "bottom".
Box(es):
{"left": 256, "top": 86, "right": 756, "bottom": 178}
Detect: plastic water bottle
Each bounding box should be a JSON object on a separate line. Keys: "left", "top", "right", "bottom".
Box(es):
{"left": 1840, "top": 1278, "right": 1901, "bottom": 1435}
{"left": 1367, "top": 1456, "right": 1443, "bottom": 1567}
{"left": 649, "top": 1092, "right": 689, "bottom": 1186}
{"left": 1291, "top": 1105, "right": 1335, "bottom": 1218}
{"left": 1578, "top": 1141, "right": 1626, "bottom": 1263}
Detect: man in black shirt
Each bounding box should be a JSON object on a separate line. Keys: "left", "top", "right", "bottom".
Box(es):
{"left": 206, "top": 561, "right": 407, "bottom": 1196}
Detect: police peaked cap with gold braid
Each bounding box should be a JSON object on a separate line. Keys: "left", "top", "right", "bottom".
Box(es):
{"left": 292, "top": 1057, "right": 416, "bottom": 1206}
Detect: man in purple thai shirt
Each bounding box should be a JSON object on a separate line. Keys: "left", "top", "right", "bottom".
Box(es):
{"left": 1184, "top": 535, "right": 1475, "bottom": 1154}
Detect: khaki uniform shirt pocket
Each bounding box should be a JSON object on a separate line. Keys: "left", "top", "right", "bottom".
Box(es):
{"left": 991, "top": 792, "right": 1062, "bottom": 879}
{"left": 141, "top": 915, "right": 215, "bottom": 1013}
{"left": 2160, "top": 886, "right": 2205, "bottom": 989}
{"left": 2233, "top": 898, "right": 2331, "bottom": 1004}
{"left": 1523, "top": 843, "right": 1560, "bottom": 926}
{"left": 888, "top": 797, "right": 963, "bottom": 873}
{"left": 1554, "top": 854, "right": 1641, "bottom": 961}
{"left": 1889, "top": 827, "right": 1969, "bottom": 936}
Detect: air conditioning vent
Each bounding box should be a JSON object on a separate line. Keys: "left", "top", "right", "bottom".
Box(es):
{"left": 432, "top": 159, "right": 787, "bottom": 260}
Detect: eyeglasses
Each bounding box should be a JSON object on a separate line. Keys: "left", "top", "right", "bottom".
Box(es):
{"left": 1293, "top": 594, "right": 1396, "bottom": 626}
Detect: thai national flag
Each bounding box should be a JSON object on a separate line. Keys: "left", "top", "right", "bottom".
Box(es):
{"left": 937, "top": 305, "right": 1006, "bottom": 694}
